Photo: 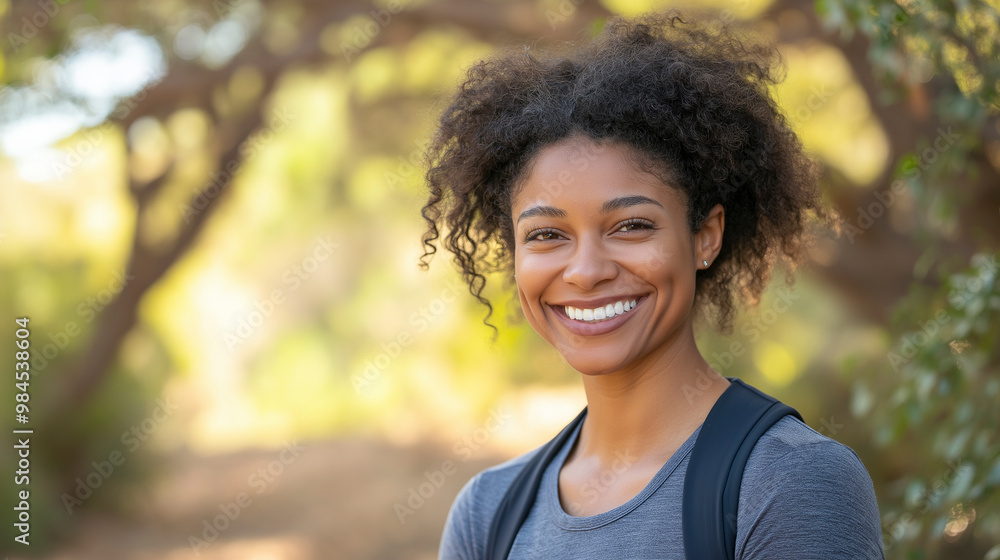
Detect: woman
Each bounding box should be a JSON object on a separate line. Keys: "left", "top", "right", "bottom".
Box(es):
{"left": 420, "top": 12, "right": 884, "bottom": 559}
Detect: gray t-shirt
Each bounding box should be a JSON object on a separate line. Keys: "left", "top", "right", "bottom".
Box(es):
{"left": 439, "top": 415, "right": 885, "bottom": 559}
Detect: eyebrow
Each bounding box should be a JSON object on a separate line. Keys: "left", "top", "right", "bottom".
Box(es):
{"left": 600, "top": 195, "right": 663, "bottom": 214}
{"left": 516, "top": 195, "right": 663, "bottom": 224}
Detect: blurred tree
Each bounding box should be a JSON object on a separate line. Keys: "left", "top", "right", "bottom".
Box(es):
{"left": 0, "top": 0, "right": 610, "bottom": 425}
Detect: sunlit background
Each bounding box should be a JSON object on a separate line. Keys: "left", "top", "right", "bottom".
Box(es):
{"left": 1, "top": 0, "right": 998, "bottom": 558}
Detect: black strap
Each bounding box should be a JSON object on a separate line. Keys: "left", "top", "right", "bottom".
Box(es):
{"left": 681, "top": 378, "right": 802, "bottom": 560}
{"left": 485, "top": 406, "right": 587, "bottom": 560}
{"left": 484, "top": 378, "right": 801, "bottom": 560}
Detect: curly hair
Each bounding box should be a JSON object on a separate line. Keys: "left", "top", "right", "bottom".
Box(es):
{"left": 419, "top": 11, "right": 834, "bottom": 335}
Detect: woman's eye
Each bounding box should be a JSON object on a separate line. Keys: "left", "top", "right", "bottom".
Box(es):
{"left": 525, "top": 229, "right": 562, "bottom": 242}
{"left": 617, "top": 219, "right": 654, "bottom": 232}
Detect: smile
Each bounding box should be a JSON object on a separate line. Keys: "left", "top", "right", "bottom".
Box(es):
{"left": 564, "top": 299, "right": 638, "bottom": 323}
{"left": 549, "top": 295, "right": 648, "bottom": 337}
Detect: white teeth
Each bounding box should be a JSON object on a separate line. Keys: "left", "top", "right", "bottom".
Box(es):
{"left": 563, "top": 298, "right": 640, "bottom": 323}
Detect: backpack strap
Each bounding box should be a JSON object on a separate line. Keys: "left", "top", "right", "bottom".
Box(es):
{"left": 484, "top": 406, "right": 587, "bottom": 560}
{"left": 681, "top": 377, "right": 802, "bottom": 560}
{"left": 484, "top": 378, "right": 802, "bottom": 560}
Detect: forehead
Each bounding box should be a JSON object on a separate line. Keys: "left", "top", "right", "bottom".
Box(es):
{"left": 511, "top": 137, "right": 684, "bottom": 213}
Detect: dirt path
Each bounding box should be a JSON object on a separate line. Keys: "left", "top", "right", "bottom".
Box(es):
{"left": 12, "top": 437, "right": 504, "bottom": 560}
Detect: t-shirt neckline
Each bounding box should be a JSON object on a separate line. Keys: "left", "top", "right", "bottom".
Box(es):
{"left": 543, "top": 415, "right": 703, "bottom": 531}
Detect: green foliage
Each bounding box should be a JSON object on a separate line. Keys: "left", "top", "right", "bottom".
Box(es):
{"left": 821, "top": 0, "right": 1000, "bottom": 556}
{"left": 818, "top": 0, "right": 999, "bottom": 114}
{"left": 856, "top": 253, "right": 999, "bottom": 557}
{"left": 821, "top": 0, "right": 999, "bottom": 246}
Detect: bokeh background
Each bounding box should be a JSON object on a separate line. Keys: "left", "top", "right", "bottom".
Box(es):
{"left": 0, "top": 0, "right": 998, "bottom": 558}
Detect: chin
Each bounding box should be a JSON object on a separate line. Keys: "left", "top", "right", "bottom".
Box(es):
{"left": 557, "top": 345, "right": 637, "bottom": 376}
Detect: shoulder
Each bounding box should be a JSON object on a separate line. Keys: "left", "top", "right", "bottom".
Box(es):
{"left": 438, "top": 446, "right": 542, "bottom": 560}
{"left": 746, "top": 414, "right": 863, "bottom": 471}
{"left": 742, "top": 415, "right": 874, "bottom": 495}
{"left": 735, "top": 415, "right": 885, "bottom": 559}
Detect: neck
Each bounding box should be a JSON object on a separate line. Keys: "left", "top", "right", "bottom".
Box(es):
{"left": 575, "top": 323, "right": 730, "bottom": 464}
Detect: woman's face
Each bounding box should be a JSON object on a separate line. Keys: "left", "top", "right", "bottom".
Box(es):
{"left": 511, "top": 136, "right": 722, "bottom": 375}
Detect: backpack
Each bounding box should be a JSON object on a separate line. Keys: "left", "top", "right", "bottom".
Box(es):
{"left": 483, "top": 377, "right": 802, "bottom": 560}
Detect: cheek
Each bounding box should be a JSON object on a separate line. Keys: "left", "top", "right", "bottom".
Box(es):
{"left": 516, "top": 281, "right": 559, "bottom": 347}
{"left": 514, "top": 254, "right": 561, "bottom": 323}
{"left": 515, "top": 251, "right": 562, "bottom": 289}
{"left": 627, "top": 242, "right": 685, "bottom": 281}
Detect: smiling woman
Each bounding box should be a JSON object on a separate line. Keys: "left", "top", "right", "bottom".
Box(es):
{"left": 511, "top": 138, "right": 718, "bottom": 377}
{"left": 419, "top": 11, "right": 884, "bottom": 560}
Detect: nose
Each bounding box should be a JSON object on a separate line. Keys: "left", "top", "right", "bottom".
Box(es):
{"left": 562, "top": 234, "right": 618, "bottom": 290}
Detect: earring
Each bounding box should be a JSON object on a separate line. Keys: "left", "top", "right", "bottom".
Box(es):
{"left": 702, "top": 260, "right": 709, "bottom": 267}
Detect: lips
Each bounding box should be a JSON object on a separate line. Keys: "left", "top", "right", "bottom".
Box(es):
{"left": 549, "top": 295, "right": 648, "bottom": 336}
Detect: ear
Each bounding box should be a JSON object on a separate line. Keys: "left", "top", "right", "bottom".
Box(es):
{"left": 694, "top": 204, "right": 724, "bottom": 269}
